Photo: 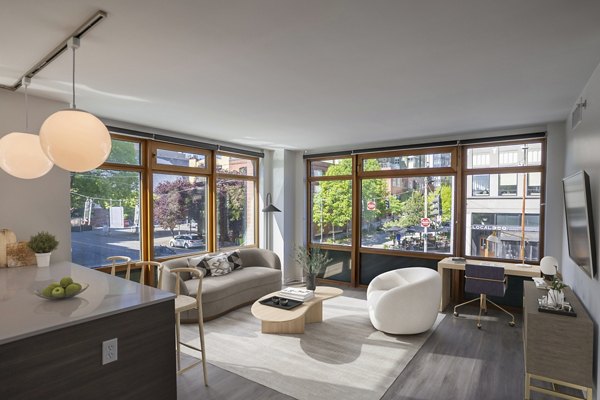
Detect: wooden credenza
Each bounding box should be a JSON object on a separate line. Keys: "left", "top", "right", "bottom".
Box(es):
{"left": 523, "top": 281, "right": 593, "bottom": 400}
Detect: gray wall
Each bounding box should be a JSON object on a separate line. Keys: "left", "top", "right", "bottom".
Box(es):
{"left": 563, "top": 60, "right": 600, "bottom": 399}
{"left": 0, "top": 91, "right": 71, "bottom": 262}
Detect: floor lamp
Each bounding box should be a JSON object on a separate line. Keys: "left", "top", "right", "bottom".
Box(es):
{"left": 262, "top": 193, "right": 281, "bottom": 250}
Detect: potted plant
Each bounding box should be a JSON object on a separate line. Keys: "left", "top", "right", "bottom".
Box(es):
{"left": 548, "top": 277, "right": 567, "bottom": 307}
{"left": 27, "top": 231, "right": 59, "bottom": 267}
{"left": 294, "top": 246, "right": 331, "bottom": 291}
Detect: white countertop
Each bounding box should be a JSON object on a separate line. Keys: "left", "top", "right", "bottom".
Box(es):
{"left": 0, "top": 262, "right": 175, "bottom": 345}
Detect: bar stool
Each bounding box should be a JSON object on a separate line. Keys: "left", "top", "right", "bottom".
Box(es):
{"left": 106, "top": 256, "right": 132, "bottom": 279}
{"left": 159, "top": 266, "right": 207, "bottom": 385}
{"left": 133, "top": 261, "right": 162, "bottom": 285}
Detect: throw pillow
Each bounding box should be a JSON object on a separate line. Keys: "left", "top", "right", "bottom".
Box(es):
{"left": 202, "top": 254, "right": 233, "bottom": 276}
{"left": 225, "top": 250, "right": 243, "bottom": 270}
{"left": 188, "top": 255, "right": 210, "bottom": 278}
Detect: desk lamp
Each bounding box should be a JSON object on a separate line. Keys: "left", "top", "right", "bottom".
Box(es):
{"left": 540, "top": 256, "right": 559, "bottom": 280}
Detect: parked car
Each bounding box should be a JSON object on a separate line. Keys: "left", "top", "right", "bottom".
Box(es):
{"left": 154, "top": 245, "right": 176, "bottom": 257}
{"left": 169, "top": 234, "right": 203, "bottom": 249}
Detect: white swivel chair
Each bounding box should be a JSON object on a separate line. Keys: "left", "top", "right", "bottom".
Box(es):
{"left": 367, "top": 267, "right": 441, "bottom": 334}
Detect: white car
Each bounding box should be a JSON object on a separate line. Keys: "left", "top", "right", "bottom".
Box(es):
{"left": 169, "top": 234, "right": 203, "bottom": 248}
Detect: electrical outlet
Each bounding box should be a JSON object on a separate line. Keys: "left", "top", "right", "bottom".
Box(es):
{"left": 102, "top": 338, "right": 118, "bottom": 365}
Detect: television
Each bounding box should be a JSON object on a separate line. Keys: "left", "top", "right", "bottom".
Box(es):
{"left": 562, "top": 170, "right": 596, "bottom": 278}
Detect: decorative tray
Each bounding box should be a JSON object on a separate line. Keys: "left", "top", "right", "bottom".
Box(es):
{"left": 259, "top": 296, "right": 303, "bottom": 310}
{"left": 34, "top": 283, "right": 89, "bottom": 300}
{"left": 537, "top": 297, "right": 577, "bottom": 317}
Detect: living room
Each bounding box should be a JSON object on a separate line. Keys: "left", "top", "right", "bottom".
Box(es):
{"left": 1, "top": 2, "right": 600, "bottom": 400}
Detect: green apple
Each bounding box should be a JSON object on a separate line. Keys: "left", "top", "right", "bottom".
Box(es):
{"left": 60, "top": 276, "right": 73, "bottom": 288}
{"left": 65, "top": 283, "right": 82, "bottom": 297}
{"left": 42, "top": 286, "right": 54, "bottom": 297}
{"left": 51, "top": 286, "right": 65, "bottom": 298}
{"left": 49, "top": 282, "right": 61, "bottom": 289}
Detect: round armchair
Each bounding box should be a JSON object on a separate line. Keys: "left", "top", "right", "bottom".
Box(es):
{"left": 367, "top": 267, "right": 441, "bottom": 334}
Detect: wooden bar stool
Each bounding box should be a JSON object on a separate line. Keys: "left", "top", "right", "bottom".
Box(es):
{"left": 106, "top": 256, "right": 132, "bottom": 279}
{"left": 159, "top": 266, "right": 207, "bottom": 385}
{"left": 133, "top": 261, "right": 162, "bottom": 285}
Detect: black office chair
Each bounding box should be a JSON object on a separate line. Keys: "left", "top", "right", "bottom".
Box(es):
{"left": 453, "top": 264, "right": 516, "bottom": 329}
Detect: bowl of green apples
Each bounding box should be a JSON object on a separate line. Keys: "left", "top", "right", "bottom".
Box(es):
{"left": 35, "top": 276, "right": 88, "bottom": 300}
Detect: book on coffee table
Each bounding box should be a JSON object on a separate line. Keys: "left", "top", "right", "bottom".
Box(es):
{"left": 279, "top": 287, "right": 314, "bottom": 301}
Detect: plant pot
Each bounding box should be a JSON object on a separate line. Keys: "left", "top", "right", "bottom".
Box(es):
{"left": 35, "top": 252, "right": 51, "bottom": 268}
{"left": 548, "top": 289, "right": 564, "bottom": 307}
{"left": 306, "top": 274, "right": 317, "bottom": 291}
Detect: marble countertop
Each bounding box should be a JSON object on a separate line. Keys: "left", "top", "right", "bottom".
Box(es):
{"left": 0, "top": 262, "right": 174, "bottom": 345}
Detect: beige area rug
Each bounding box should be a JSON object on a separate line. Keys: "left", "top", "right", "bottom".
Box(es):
{"left": 182, "top": 296, "right": 444, "bottom": 400}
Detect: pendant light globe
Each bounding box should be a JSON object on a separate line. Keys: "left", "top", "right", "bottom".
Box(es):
{"left": 0, "top": 132, "right": 53, "bottom": 179}
{"left": 39, "top": 109, "right": 111, "bottom": 172}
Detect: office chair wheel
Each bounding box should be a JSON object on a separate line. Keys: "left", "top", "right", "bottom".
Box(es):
{"left": 477, "top": 323, "right": 482, "bottom": 329}
{"left": 453, "top": 311, "right": 459, "bottom": 317}
{"left": 509, "top": 321, "right": 515, "bottom": 327}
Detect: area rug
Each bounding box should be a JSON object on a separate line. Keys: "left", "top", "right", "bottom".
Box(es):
{"left": 181, "top": 296, "right": 444, "bottom": 400}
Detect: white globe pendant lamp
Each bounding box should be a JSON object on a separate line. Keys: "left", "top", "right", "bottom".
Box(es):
{"left": 39, "top": 37, "right": 111, "bottom": 172}
{"left": 0, "top": 78, "right": 53, "bottom": 179}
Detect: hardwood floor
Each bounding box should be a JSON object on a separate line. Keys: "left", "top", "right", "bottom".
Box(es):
{"left": 176, "top": 289, "right": 578, "bottom": 400}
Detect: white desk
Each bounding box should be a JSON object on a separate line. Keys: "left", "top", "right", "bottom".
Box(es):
{"left": 437, "top": 257, "right": 541, "bottom": 311}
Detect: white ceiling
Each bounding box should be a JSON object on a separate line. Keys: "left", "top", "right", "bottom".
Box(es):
{"left": 2, "top": 0, "right": 600, "bottom": 151}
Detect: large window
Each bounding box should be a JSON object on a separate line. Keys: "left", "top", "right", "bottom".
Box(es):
{"left": 360, "top": 176, "right": 454, "bottom": 254}
{"left": 70, "top": 135, "right": 260, "bottom": 269}
{"left": 70, "top": 138, "right": 143, "bottom": 267}
{"left": 216, "top": 153, "right": 258, "bottom": 249}
{"left": 464, "top": 141, "right": 544, "bottom": 263}
{"left": 152, "top": 173, "right": 208, "bottom": 257}
{"left": 308, "top": 157, "right": 353, "bottom": 282}
{"left": 306, "top": 137, "right": 545, "bottom": 287}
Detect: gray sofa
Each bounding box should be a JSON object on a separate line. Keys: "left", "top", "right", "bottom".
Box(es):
{"left": 159, "top": 248, "right": 282, "bottom": 321}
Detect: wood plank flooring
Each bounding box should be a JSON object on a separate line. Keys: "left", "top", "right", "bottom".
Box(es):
{"left": 176, "top": 288, "right": 581, "bottom": 400}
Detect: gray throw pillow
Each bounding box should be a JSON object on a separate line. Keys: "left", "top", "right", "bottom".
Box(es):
{"left": 202, "top": 254, "right": 233, "bottom": 276}
{"left": 188, "top": 255, "right": 210, "bottom": 277}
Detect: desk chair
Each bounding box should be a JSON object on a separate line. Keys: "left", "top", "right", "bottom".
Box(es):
{"left": 453, "top": 264, "right": 516, "bottom": 329}
{"left": 159, "top": 266, "right": 207, "bottom": 385}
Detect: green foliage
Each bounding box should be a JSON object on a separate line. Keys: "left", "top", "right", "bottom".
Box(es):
{"left": 28, "top": 231, "right": 59, "bottom": 253}
{"left": 294, "top": 246, "right": 332, "bottom": 275}
{"left": 312, "top": 159, "right": 388, "bottom": 241}
{"left": 312, "top": 159, "right": 353, "bottom": 242}
{"left": 550, "top": 277, "right": 567, "bottom": 292}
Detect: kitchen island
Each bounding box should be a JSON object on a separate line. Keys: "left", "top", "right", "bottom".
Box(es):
{"left": 0, "top": 262, "right": 176, "bottom": 400}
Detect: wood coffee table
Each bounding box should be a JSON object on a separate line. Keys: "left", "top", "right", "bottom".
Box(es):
{"left": 251, "top": 286, "right": 343, "bottom": 334}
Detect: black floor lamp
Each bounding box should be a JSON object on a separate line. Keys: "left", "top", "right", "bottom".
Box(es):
{"left": 262, "top": 193, "right": 281, "bottom": 250}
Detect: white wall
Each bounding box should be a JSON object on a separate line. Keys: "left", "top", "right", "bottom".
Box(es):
{"left": 0, "top": 91, "right": 71, "bottom": 262}
{"left": 563, "top": 60, "right": 600, "bottom": 399}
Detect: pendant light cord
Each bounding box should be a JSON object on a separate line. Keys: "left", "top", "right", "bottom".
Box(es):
{"left": 24, "top": 81, "right": 29, "bottom": 132}
{"left": 72, "top": 44, "right": 76, "bottom": 109}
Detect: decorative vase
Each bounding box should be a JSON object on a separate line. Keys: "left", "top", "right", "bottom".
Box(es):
{"left": 306, "top": 274, "right": 316, "bottom": 291}
{"left": 35, "top": 252, "right": 51, "bottom": 268}
{"left": 547, "top": 289, "right": 564, "bottom": 307}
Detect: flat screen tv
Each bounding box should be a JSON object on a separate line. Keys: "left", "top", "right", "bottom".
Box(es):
{"left": 562, "top": 170, "right": 596, "bottom": 278}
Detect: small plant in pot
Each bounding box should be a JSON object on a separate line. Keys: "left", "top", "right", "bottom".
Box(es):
{"left": 548, "top": 277, "right": 567, "bottom": 308}
{"left": 27, "top": 231, "right": 59, "bottom": 268}
{"left": 294, "top": 246, "right": 331, "bottom": 291}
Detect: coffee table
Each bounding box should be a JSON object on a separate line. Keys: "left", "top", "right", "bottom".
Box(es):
{"left": 251, "top": 286, "right": 343, "bottom": 334}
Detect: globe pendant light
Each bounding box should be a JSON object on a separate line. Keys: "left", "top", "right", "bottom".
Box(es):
{"left": 0, "top": 78, "right": 53, "bottom": 179}
{"left": 39, "top": 37, "right": 111, "bottom": 172}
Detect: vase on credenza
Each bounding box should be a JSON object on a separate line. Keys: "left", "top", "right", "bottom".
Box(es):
{"left": 35, "top": 252, "right": 52, "bottom": 268}
{"left": 547, "top": 289, "right": 564, "bottom": 308}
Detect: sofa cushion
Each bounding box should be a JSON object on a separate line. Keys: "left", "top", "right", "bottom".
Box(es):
{"left": 202, "top": 254, "right": 233, "bottom": 276}
{"left": 225, "top": 250, "right": 242, "bottom": 270}
{"left": 184, "top": 266, "right": 281, "bottom": 304}
{"left": 188, "top": 255, "right": 210, "bottom": 277}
